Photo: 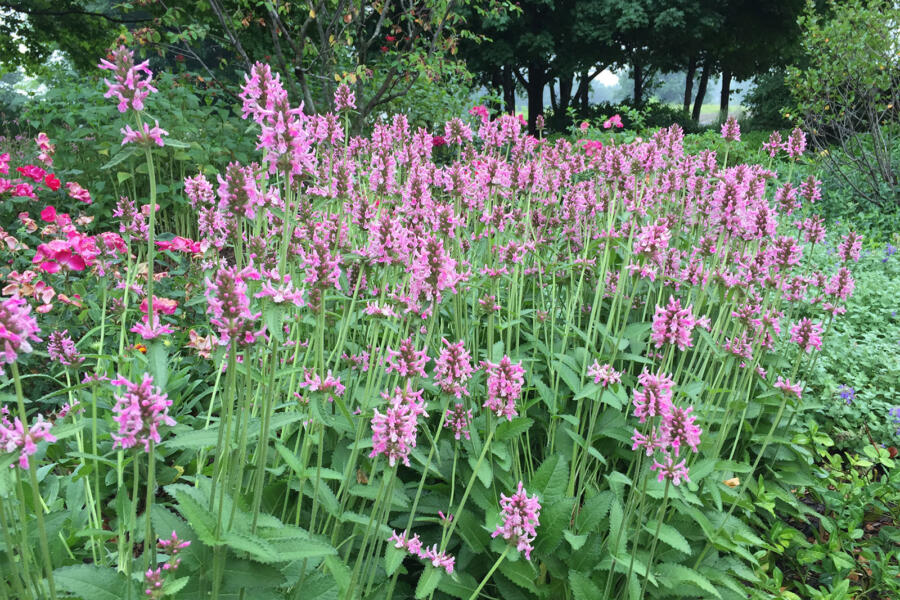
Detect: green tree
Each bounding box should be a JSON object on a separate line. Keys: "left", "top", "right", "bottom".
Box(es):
{"left": 788, "top": 0, "right": 899, "bottom": 208}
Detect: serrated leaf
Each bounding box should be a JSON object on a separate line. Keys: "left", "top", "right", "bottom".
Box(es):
{"left": 415, "top": 565, "right": 443, "bottom": 599}
{"left": 643, "top": 520, "right": 691, "bottom": 555}
{"left": 495, "top": 417, "right": 534, "bottom": 441}
{"left": 564, "top": 529, "right": 588, "bottom": 550}
{"left": 268, "top": 535, "right": 337, "bottom": 560}
{"left": 498, "top": 556, "right": 537, "bottom": 593}
{"left": 576, "top": 491, "right": 612, "bottom": 533}
{"left": 656, "top": 562, "right": 721, "bottom": 598}
{"left": 569, "top": 570, "right": 602, "bottom": 600}
{"left": 100, "top": 147, "right": 136, "bottom": 170}
{"left": 164, "top": 138, "right": 191, "bottom": 148}
{"left": 385, "top": 544, "right": 405, "bottom": 575}
{"left": 162, "top": 576, "right": 189, "bottom": 595}
{"left": 172, "top": 488, "right": 219, "bottom": 545}
{"left": 552, "top": 359, "right": 582, "bottom": 394}
{"left": 532, "top": 454, "right": 567, "bottom": 503}
{"left": 54, "top": 565, "right": 137, "bottom": 600}
{"left": 223, "top": 531, "right": 279, "bottom": 563}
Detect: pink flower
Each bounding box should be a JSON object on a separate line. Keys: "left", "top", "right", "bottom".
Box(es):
{"left": 431, "top": 135, "right": 447, "bottom": 147}
{"left": 0, "top": 295, "right": 42, "bottom": 376}
{"left": 651, "top": 297, "right": 696, "bottom": 350}
{"left": 762, "top": 130, "right": 783, "bottom": 157}
{"left": 44, "top": 173, "right": 60, "bottom": 191}
{"left": 837, "top": 232, "right": 862, "bottom": 262}
{"left": 205, "top": 264, "right": 264, "bottom": 346}
{"left": 491, "top": 481, "right": 541, "bottom": 560}
{"left": 40, "top": 206, "right": 57, "bottom": 222}
{"left": 120, "top": 121, "right": 168, "bottom": 147}
{"left": 632, "top": 372, "right": 675, "bottom": 423}
{"left": 774, "top": 377, "right": 802, "bottom": 400}
{"left": 370, "top": 383, "right": 427, "bottom": 467}
{"left": 659, "top": 405, "right": 702, "bottom": 456}
{"left": 586, "top": 361, "right": 621, "bottom": 387}
{"left": 110, "top": 373, "right": 175, "bottom": 451}
{"left": 481, "top": 355, "right": 525, "bottom": 421}
{"left": 650, "top": 453, "right": 690, "bottom": 486}
{"left": 333, "top": 83, "right": 356, "bottom": 112}
{"left": 47, "top": 330, "right": 84, "bottom": 366}
{"left": 385, "top": 337, "right": 429, "bottom": 378}
{"left": 17, "top": 165, "right": 45, "bottom": 182}
{"left": 789, "top": 318, "right": 823, "bottom": 353}
{"left": 65, "top": 181, "right": 92, "bottom": 204}
{"left": 444, "top": 403, "right": 473, "bottom": 440}
{"left": 720, "top": 116, "right": 740, "bottom": 142}
{"left": 298, "top": 369, "right": 345, "bottom": 402}
{"left": 0, "top": 414, "right": 56, "bottom": 469}
{"left": 469, "top": 105, "right": 490, "bottom": 122}
{"left": 433, "top": 339, "right": 474, "bottom": 398}
{"left": 98, "top": 46, "right": 158, "bottom": 113}
{"left": 786, "top": 127, "right": 806, "bottom": 158}
{"left": 603, "top": 114, "right": 623, "bottom": 129}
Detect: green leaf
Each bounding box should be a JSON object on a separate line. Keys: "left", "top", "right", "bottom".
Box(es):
{"left": 415, "top": 565, "right": 443, "bottom": 599}
{"left": 643, "top": 520, "right": 691, "bottom": 555}
{"left": 576, "top": 491, "right": 612, "bottom": 533}
{"left": 495, "top": 417, "right": 534, "bottom": 441}
{"left": 223, "top": 531, "right": 279, "bottom": 563}
{"left": 54, "top": 565, "right": 137, "bottom": 600}
{"left": 569, "top": 570, "right": 602, "bottom": 600}
{"left": 100, "top": 147, "right": 136, "bottom": 170}
{"left": 564, "top": 529, "right": 588, "bottom": 551}
{"left": 162, "top": 576, "right": 189, "bottom": 596}
{"left": 172, "top": 488, "right": 219, "bottom": 545}
{"left": 164, "top": 138, "right": 192, "bottom": 148}
{"left": 498, "top": 556, "right": 538, "bottom": 593}
{"left": 656, "top": 562, "right": 721, "bottom": 599}
{"left": 552, "top": 359, "right": 582, "bottom": 394}
{"left": 385, "top": 544, "right": 405, "bottom": 575}
{"left": 532, "top": 454, "right": 567, "bottom": 503}
{"left": 116, "top": 171, "right": 131, "bottom": 184}
{"left": 148, "top": 340, "right": 169, "bottom": 391}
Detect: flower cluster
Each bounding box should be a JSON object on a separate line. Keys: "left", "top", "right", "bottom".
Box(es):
{"left": 491, "top": 481, "right": 541, "bottom": 559}
{"left": 651, "top": 297, "right": 697, "bottom": 351}
{"left": 0, "top": 412, "right": 56, "bottom": 469}
{"left": 481, "top": 355, "right": 525, "bottom": 421}
{"left": 145, "top": 531, "right": 191, "bottom": 599}
{"left": 370, "top": 383, "right": 427, "bottom": 467}
{"left": 110, "top": 373, "right": 176, "bottom": 451}
{"left": 388, "top": 530, "right": 455, "bottom": 574}
{"left": 0, "top": 295, "right": 41, "bottom": 376}
{"left": 433, "top": 339, "right": 474, "bottom": 398}
{"left": 97, "top": 45, "right": 158, "bottom": 113}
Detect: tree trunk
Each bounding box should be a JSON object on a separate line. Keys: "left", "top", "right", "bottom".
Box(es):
{"left": 527, "top": 63, "right": 545, "bottom": 134}
{"left": 502, "top": 66, "right": 516, "bottom": 114}
{"left": 683, "top": 55, "right": 697, "bottom": 114}
{"left": 577, "top": 70, "right": 590, "bottom": 111}
{"left": 550, "top": 79, "right": 558, "bottom": 112}
{"left": 633, "top": 59, "right": 644, "bottom": 106}
{"left": 719, "top": 68, "right": 732, "bottom": 121}
{"left": 558, "top": 73, "right": 573, "bottom": 113}
{"left": 692, "top": 60, "right": 710, "bottom": 122}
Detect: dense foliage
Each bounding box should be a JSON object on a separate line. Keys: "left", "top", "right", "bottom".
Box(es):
{"left": 2, "top": 46, "right": 894, "bottom": 600}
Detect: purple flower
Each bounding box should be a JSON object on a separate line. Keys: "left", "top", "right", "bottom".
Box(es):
{"left": 97, "top": 46, "right": 158, "bottom": 113}
{"left": 110, "top": 373, "right": 175, "bottom": 451}
{"left": 720, "top": 116, "right": 740, "bottom": 142}
{"left": 786, "top": 127, "right": 806, "bottom": 158}
{"left": 444, "top": 403, "right": 473, "bottom": 440}
{"left": 433, "top": 339, "right": 474, "bottom": 398}
{"left": 837, "top": 385, "right": 855, "bottom": 405}
{"left": 651, "top": 297, "right": 696, "bottom": 351}
{"left": 789, "top": 318, "right": 823, "bottom": 353}
{"left": 120, "top": 121, "right": 168, "bottom": 147}
{"left": 838, "top": 232, "right": 863, "bottom": 263}
{"left": 0, "top": 413, "right": 56, "bottom": 469}
{"left": 491, "top": 481, "right": 541, "bottom": 560}
{"left": 370, "top": 383, "right": 427, "bottom": 467}
{"left": 650, "top": 453, "right": 690, "bottom": 486}
{"left": 385, "top": 337, "right": 429, "bottom": 379}
{"left": 632, "top": 372, "right": 675, "bottom": 423}
{"left": 0, "top": 295, "right": 42, "bottom": 377}
{"left": 333, "top": 83, "right": 356, "bottom": 112}
{"left": 481, "top": 355, "right": 525, "bottom": 421}
{"left": 659, "top": 405, "right": 702, "bottom": 456}
{"left": 774, "top": 377, "right": 803, "bottom": 400}
{"left": 47, "top": 330, "right": 84, "bottom": 366}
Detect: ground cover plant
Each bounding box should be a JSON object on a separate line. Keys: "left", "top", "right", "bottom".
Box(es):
{"left": 0, "top": 48, "right": 866, "bottom": 600}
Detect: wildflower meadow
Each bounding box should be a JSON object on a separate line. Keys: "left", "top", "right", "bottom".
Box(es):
{"left": 0, "top": 36, "right": 898, "bottom": 600}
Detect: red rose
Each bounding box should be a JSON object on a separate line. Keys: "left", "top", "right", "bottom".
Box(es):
{"left": 44, "top": 173, "right": 61, "bottom": 191}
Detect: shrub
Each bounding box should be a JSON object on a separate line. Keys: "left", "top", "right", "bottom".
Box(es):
{"left": 787, "top": 0, "right": 900, "bottom": 209}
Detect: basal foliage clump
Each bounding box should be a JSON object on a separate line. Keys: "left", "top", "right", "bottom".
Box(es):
{"left": 0, "top": 48, "right": 863, "bottom": 600}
